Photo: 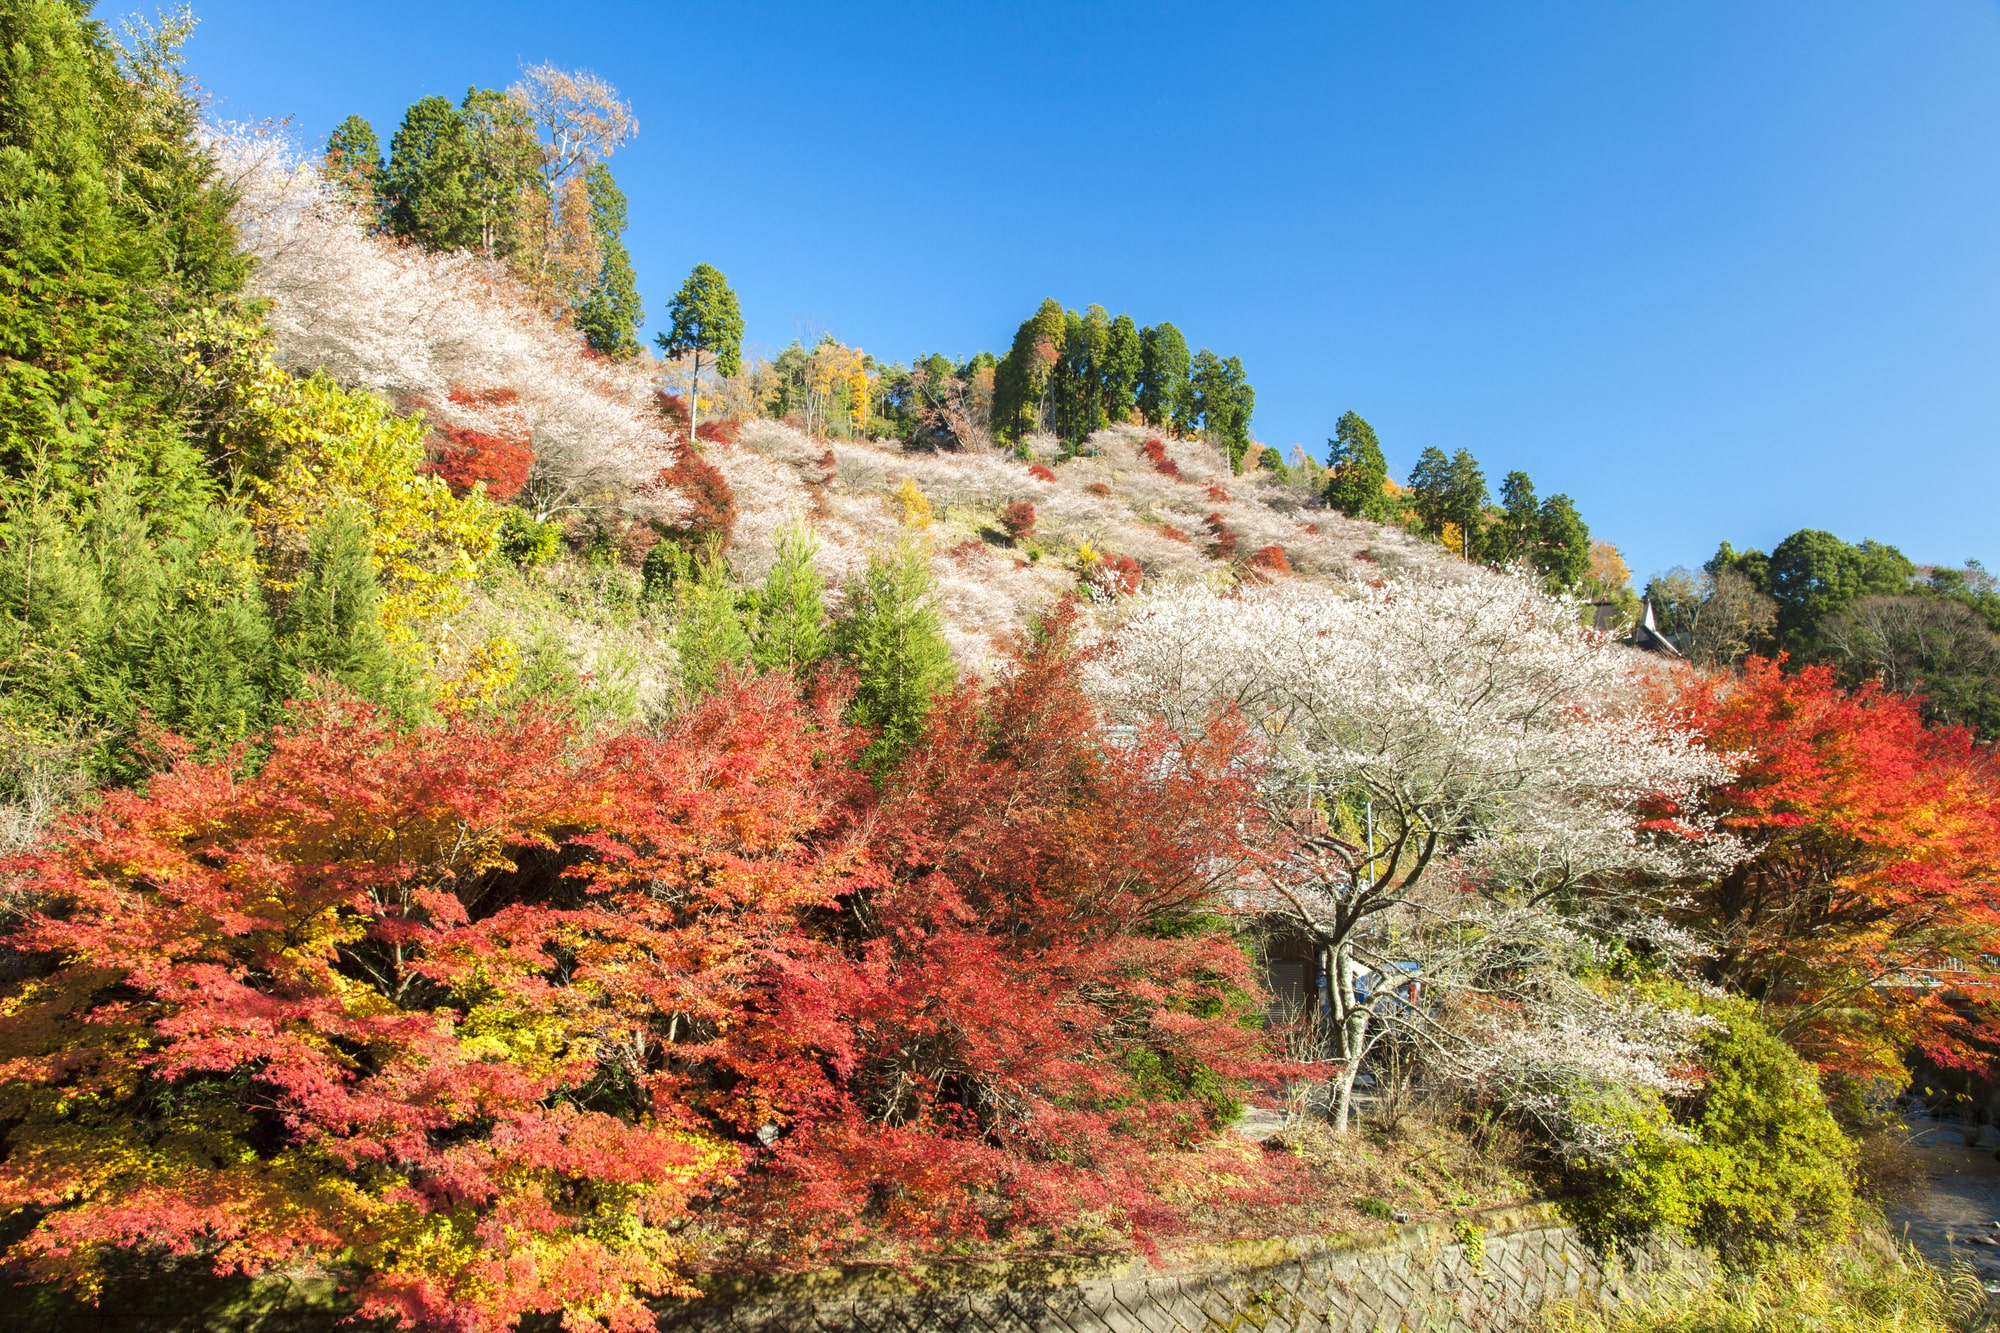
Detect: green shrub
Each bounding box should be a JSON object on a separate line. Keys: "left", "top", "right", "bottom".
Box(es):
{"left": 1570, "top": 995, "right": 1857, "bottom": 1264}
{"left": 496, "top": 508, "right": 563, "bottom": 567}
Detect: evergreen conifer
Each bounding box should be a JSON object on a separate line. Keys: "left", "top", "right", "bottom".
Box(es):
{"left": 750, "top": 522, "right": 828, "bottom": 675}
{"left": 274, "top": 504, "right": 401, "bottom": 705}
{"left": 576, "top": 164, "right": 645, "bottom": 359}
{"left": 672, "top": 546, "right": 751, "bottom": 699}
{"left": 833, "top": 541, "right": 955, "bottom": 771}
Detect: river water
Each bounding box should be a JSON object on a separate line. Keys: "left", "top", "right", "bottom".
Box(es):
{"left": 1891, "top": 1115, "right": 2000, "bottom": 1290}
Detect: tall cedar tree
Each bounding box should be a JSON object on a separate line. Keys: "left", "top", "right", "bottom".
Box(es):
{"left": 1534, "top": 493, "right": 1591, "bottom": 590}
{"left": 1101, "top": 312, "right": 1142, "bottom": 424}
{"left": 324, "top": 114, "right": 382, "bottom": 212}
{"left": 1189, "top": 350, "right": 1254, "bottom": 473}
{"left": 1050, "top": 305, "right": 1109, "bottom": 445}
{"left": 657, "top": 263, "right": 744, "bottom": 444}
{"left": 0, "top": 1, "right": 246, "bottom": 519}
{"left": 1406, "top": 446, "right": 1452, "bottom": 537}
{"left": 1443, "top": 448, "right": 1488, "bottom": 558}
{"left": 455, "top": 87, "right": 540, "bottom": 258}
{"left": 1678, "top": 659, "right": 2000, "bottom": 1082}
{"left": 381, "top": 90, "right": 538, "bottom": 257}
{"left": 1486, "top": 469, "right": 1538, "bottom": 567}
{"left": 1323, "top": 410, "right": 1392, "bottom": 521}
{"left": 575, "top": 162, "right": 644, "bottom": 359}
{"left": 993, "top": 298, "right": 1066, "bottom": 445}
{"left": 381, "top": 95, "right": 475, "bottom": 249}
{"left": 833, "top": 540, "right": 956, "bottom": 770}
{"left": 1137, "top": 321, "right": 1192, "bottom": 433}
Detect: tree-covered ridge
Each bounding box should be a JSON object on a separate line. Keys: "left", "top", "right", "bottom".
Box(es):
{"left": 1647, "top": 528, "right": 2000, "bottom": 738}
{"left": 330, "top": 64, "right": 643, "bottom": 358}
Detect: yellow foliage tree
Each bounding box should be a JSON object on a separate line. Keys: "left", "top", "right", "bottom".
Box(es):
{"left": 231, "top": 364, "right": 500, "bottom": 652}
{"left": 805, "top": 339, "right": 867, "bottom": 438}
{"left": 891, "top": 477, "right": 933, "bottom": 530}
{"left": 847, "top": 356, "right": 871, "bottom": 437}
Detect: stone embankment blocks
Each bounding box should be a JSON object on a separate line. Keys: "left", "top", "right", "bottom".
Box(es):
{"left": 659, "top": 1204, "right": 1705, "bottom": 1333}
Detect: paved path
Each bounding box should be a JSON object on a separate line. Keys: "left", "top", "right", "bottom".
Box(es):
{"left": 1891, "top": 1116, "right": 2000, "bottom": 1290}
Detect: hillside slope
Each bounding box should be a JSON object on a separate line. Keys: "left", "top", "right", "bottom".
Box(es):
{"left": 225, "top": 130, "right": 1476, "bottom": 680}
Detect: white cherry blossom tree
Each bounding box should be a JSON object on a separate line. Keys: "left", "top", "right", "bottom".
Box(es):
{"left": 1090, "top": 571, "right": 1740, "bottom": 1130}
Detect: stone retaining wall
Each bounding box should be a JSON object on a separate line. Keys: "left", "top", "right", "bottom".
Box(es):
{"left": 659, "top": 1204, "right": 1705, "bottom": 1333}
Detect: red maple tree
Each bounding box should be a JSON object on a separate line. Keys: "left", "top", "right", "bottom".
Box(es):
{"left": 1139, "top": 437, "right": 1183, "bottom": 480}
{"left": 1001, "top": 500, "right": 1037, "bottom": 541}
{"left": 1679, "top": 658, "right": 2000, "bottom": 1081}
{"left": 427, "top": 423, "right": 535, "bottom": 501}
{"left": 0, "top": 627, "right": 1284, "bottom": 1324}
{"left": 653, "top": 445, "right": 738, "bottom": 552}
{"left": 724, "top": 603, "right": 1278, "bottom": 1262}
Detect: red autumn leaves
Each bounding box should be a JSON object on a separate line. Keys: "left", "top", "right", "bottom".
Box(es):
{"left": 0, "top": 610, "right": 1274, "bottom": 1330}
{"left": 1679, "top": 658, "right": 2000, "bottom": 1082}
{"left": 426, "top": 386, "right": 536, "bottom": 502}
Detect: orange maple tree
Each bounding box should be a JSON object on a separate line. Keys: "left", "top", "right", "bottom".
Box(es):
{"left": 0, "top": 612, "right": 1280, "bottom": 1328}
{"left": 1680, "top": 657, "right": 2000, "bottom": 1081}
{"left": 0, "top": 680, "right": 857, "bottom": 1330}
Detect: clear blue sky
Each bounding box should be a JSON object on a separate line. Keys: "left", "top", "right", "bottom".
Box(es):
{"left": 176, "top": 1, "right": 2000, "bottom": 583}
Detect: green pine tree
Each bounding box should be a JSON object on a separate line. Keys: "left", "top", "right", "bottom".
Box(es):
{"left": 382, "top": 95, "right": 476, "bottom": 249}
{"left": 456, "top": 87, "right": 540, "bottom": 259}
{"left": 325, "top": 114, "right": 382, "bottom": 207}
{"left": 1406, "top": 446, "right": 1452, "bottom": 538}
{"left": 1324, "top": 411, "right": 1393, "bottom": 521}
{"left": 656, "top": 263, "right": 744, "bottom": 443}
{"left": 1534, "top": 494, "right": 1592, "bottom": 591}
{"left": 1137, "top": 322, "right": 1192, "bottom": 433}
{"left": 273, "top": 504, "right": 401, "bottom": 705}
{"left": 1051, "top": 305, "right": 1110, "bottom": 446}
{"left": 1101, "top": 313, "right": 1142, "bottom": 425}
{"left": 1484, "top": 470, "right": 1538, "bottom": 568}
{"left": 750, "top": 521, "right": 828, "bottom": 675}
{"left": 576, "top": 164, "right": 645, "bottom": 360}
{"left": 672, "top": 546, "right": 751, "bottom": 700}
{"left": 833, "top": 541, "right": 955, "bottom": 772}
{"left": 1190, "top": 350, "right": 1255, "bottom": 473}
{"left": 993, "top": 298, "right": 1067, "bottom": 446}
{"left": 1443, "top": 448, "right": 1488, "bottom": 558}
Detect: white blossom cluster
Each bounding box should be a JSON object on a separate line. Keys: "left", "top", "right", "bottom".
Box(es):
{"left": 1090, "top": 571, "right": 1744, "bottom": 1132}
{"left": 212, "top": 128, "right": 681, "bottom": 524}
{"left": 1089, "top": 572, "right": 1740, "bottom": 897}
{"left": 718, "top": 417, "right": 1473, "bottom": 667}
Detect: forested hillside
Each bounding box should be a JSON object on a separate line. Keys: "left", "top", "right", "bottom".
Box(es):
{"left": 0, "top": 7, "right": 1995, "bottom": 1332}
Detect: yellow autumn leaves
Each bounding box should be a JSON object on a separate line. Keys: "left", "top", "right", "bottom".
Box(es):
{"left": 224, "top": 355, "right": 506, "bottom": 698}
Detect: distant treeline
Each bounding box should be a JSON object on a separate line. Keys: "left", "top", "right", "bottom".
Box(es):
{"left": 1649, "top": 531, "right": 2000, "bottom": 737}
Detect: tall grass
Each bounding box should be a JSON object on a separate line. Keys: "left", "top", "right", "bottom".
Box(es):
{"left": 1540, "top": 1244, "right": 1989, "bottom": 1333}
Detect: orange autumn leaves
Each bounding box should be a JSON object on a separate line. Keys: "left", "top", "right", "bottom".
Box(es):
{"left": 1680, "top": 658, "right": 2000, "bottom": 1082}
{"left": 0, "top": 611, "right": 1273, "bottom": 1331}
